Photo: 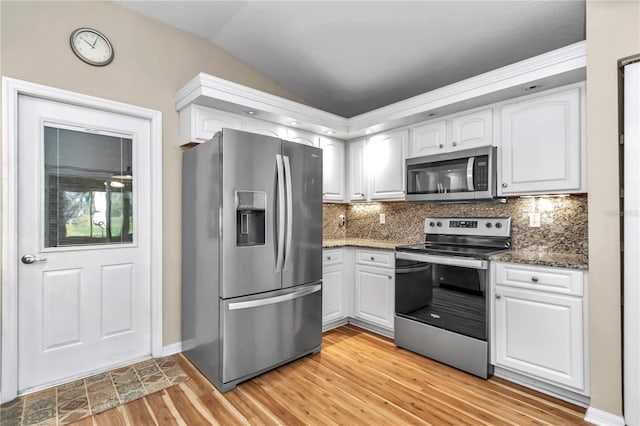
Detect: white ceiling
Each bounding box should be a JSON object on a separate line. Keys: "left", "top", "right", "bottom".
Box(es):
{"left": 116, "top": 1, "right": 585, "bottom": 117}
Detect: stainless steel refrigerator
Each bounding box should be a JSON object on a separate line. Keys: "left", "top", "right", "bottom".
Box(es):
{"left": 182, "top": 128, "right": 323, "bottom": 393}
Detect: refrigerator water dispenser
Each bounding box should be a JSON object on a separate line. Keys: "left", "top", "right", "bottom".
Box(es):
{"left": 235, "top": 191, "right": 266, "bottom": 246}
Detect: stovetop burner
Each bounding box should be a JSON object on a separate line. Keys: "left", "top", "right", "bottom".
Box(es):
{"left": 396, "top": 217, "right": 512, "bottom": 260}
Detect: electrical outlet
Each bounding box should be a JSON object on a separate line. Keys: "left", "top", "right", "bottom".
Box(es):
{"left": 379, "top": 213, "right": 386, "bottom": 224}
{"left": 529, "top": 213, "right": 541, "bottom": 227}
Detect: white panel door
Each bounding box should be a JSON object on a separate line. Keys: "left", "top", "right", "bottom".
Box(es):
{"left": 319, "top": 137, "right": 345, "bottom": 201}
{"left": 499, "top": 88, "right": 582, "bottom": 194}
{"left": 494, "top": 286, "right": 584, "bottom": 390}
{"left": 354, "top": 265, "right": 394, "bottom": 330}
{"left": 322, "top": 264, "right": 345, "bottom": 324}
{"left": 451, "top": 109, "right": 493, "bottom": 150}
{"left": 368, "top": 129, "right": 408, "bottom": 200}
{"left": 17, "top": 95, "right": 152, "bottom": 392}
{"left": 347, "top": 139, "right": 367, "bottom": 201}
{"left": 409, "top": 120, "right": 447, "bottom": 157}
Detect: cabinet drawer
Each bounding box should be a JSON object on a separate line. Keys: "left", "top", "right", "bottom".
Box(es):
{"left": 323, "top": 249, "right": 343, "bottom": 266}
{"left": 356, "top": 249, "right": 394, "bottom": 267}
{"left": 494, "top": 262, "right": 583, "bottom": 296}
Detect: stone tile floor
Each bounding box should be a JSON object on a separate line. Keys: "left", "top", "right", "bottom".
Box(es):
{"left": 0, "top": 356, "right": 188, "bottom": 426}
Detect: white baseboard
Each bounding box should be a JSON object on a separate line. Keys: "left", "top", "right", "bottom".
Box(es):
{"left": 584, "top": 407, "right": 625, "bottom": 426}
{"left": 162, "top": 342, "right": 183, "bottom": 357}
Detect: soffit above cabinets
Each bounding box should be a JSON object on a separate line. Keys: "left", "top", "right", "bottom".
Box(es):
{"left": 175, "top": 41, "right": 586, "bottom": 141}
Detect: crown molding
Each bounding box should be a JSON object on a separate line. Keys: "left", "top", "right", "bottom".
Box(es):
{"left": 175, "top": 41, "right": 586, "bottom": 140}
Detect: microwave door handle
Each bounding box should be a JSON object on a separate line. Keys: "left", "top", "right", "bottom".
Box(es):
{"left": 466, "top": 157, "right": 475, "bottom": 191}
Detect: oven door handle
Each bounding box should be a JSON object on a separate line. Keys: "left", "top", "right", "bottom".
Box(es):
{"left": 396, "top": 252, "right": 488, "bottom": 270}
{"left": 396, "top": 265, "right": 433, "bottom": 274}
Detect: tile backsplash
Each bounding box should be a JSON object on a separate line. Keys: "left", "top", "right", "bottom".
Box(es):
{"left": 323, "top": 194, "right": 588, "bottom": 255}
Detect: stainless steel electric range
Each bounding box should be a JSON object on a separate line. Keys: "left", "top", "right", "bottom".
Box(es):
{"left": 394, "top": 217, "right": 511, "bottom": 379}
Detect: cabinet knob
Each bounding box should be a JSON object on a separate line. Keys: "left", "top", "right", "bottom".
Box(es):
{"left": 388, "top": 275, "right": 392, "bottom": 280}
{"left": 438, "top": 144, "right": 444, "bottom": 149}
{"left": 452, "top": 141, "right": 458, "bottom": 147}
{"left": 495, "top": 294, "right": 502, "bottom": 299}
{"left": 502, "top": 183, "right": 508, "bottom": 188}
{"left": 370, "top": 256, "right": 375, "bottom": 261}
{"left": 531, "top": 276, "right": 539, "bottom": 283}
{"left": 327, "top": 256, "right": 331, "bottom": 260}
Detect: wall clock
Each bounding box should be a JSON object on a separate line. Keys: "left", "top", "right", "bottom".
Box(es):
{"left": 70, "top": 28, "right": 114, "bottom": 66}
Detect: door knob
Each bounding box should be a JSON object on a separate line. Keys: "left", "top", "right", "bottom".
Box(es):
{"left": 21, "top": 254, "right": 47, "bottom": 264}
{"left": 502, "top": 183, "right": 508, "bottom": 188}
{"left": 452, "top": 141, "right": 458, "bottom": 147}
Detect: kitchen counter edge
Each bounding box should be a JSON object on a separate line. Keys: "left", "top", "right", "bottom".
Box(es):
{"left": 323, "top": 238, "right": 412, "bottom": 250}
{"left": 490, "top": 250, "right": 588, "bottom": 271}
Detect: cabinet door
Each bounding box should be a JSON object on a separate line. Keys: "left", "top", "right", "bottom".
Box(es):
{"left": 322, "top": 264, "right": 345, "bottom": 324}
{"left": 500, "top": 88, "right": 582, "bottom": 194}
{"left": 319, "top": 137, "right": 345, "bottom": 202}
{"left": 354, "top": 265, "right": 394, "bottom": 330}
{"left": 286, "top": 128, "right": 319, "bottom": 147}
{"left": 347, "top": 139, "right": 367, "bottom": 201}
{"left": 494, "top": 286, "right": 585, "bottom": 391}
{"left": 451, "top": 109, "right": 492, "bottom": 150}
{"left": 243, "top": 117, "right": 287, "bottom": 139}
{"left": 367, "top": 130, "right": 408, "bottom": 200}
{"left": 409, "top": 120, "right": 447, "bottom": 157}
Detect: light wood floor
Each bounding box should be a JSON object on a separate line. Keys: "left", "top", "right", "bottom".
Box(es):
{"left": 71, "top": 325, "right": 589, "bottom": 425}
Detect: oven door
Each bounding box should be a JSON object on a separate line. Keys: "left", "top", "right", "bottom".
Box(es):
{"left": 395, "top": 252, "right": 488, "bottom": 341}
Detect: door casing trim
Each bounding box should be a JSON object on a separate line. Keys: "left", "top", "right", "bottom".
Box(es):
{"left": 1, "top": 77, "right": 163, "bottom": 402}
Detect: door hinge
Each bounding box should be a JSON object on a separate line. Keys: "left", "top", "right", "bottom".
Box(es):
{"left": 621, "top": 188, "right": 625, "bottom": 198}
{"left": 620, "top": 134, "right": 625, "bottom": 145}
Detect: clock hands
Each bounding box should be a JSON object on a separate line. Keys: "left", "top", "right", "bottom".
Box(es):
{"left": 82, "top": 37, "right": 93, "bottom": 48}
{"left": 91, "top": 35, "right": 99, "bottom": 47}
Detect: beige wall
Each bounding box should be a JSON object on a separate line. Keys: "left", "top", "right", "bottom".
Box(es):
{"left": 0, "top": 1, "right": 308, "bottom": 349}
{"left": 586, "top": 0, "right": 640, "bottom": 416}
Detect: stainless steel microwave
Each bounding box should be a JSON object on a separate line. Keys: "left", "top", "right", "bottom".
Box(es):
{"left": 405, "top": 146, "right": 497, "bottom": 202}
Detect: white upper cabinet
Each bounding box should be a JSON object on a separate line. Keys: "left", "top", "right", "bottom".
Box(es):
{"left": 499, "top": 87, "right": 584, "bottom": 195}
{"left": 243, "top": 117, "right": 288, "bottom": 139}
{"left": 409, "top": 120, "right": 447, "bottom": 157}
{"left": 319, "top": 137, "right": 346, "bottom": 202}
{"left": 451, "top": 109, "right": 493, "bottom": 150}
{"left": 178, "top": 104, "right": 242, "bottom": 145}
{"left": 367, "top": 129, "right": 408, "bottom": 200}
{"left": 408, "top": 109, "right": 492, "bottom": 158}
{"left": 285, "top": 128, "right": 319, "bottom": 147}
{"left": 347, "top": 139, "right": 367, "bottom": 201}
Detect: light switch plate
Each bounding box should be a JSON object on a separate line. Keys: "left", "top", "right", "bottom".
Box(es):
{"left": 529, "top": 213, "right": 541, "bottom": 227}
{"left": 380, "top": 213, "right": 386, "bottom": 224}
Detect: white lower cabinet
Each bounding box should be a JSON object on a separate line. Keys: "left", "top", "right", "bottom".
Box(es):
{"left": 353, "top": 249, "right": 395, "bottom": 331}
{"left": 492, "top": 262, "right": 588, "bottom": 394}
{"left": 322, "top": 249, "right": 348, "bottom": 327}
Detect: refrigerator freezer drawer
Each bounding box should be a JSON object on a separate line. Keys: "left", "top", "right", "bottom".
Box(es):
{"left": 221, "top": 282, "right": 322, "bottom": 384}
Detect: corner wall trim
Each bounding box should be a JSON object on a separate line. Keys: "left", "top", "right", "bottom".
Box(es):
{"left": 162, "top": 342, "right": 183, "bottom": 357}
{"left": 584, "top": 407, "right": 625, "bottom": 426}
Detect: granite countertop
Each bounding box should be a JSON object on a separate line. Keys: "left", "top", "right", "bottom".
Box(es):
{"left": 323, "top": 238, "right": 411, "bottom": 250}
{"left": 490, "top": 250, "right": 588, "bottom": 270}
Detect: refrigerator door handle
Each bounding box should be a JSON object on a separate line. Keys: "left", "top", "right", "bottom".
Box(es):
{"left": 283, "top": 155, "right": 293, "bottom": 271}
{"left": 228, "top": 284, "right": 322, "bottom": 311}
{"left": 275, "top": 154, "right": 286, "bottom": 272}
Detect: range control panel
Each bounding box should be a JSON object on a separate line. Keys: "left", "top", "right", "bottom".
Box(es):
{"left": 424, "top": 217, "right": 511, "bottom": 237}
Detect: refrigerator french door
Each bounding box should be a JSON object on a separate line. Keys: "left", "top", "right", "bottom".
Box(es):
{"left": 182, "top": 128, "right": 322, "bottom": 393}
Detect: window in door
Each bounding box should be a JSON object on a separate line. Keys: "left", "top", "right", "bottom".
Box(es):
{"left": 43, "top": 126, "right": 134, "bottom": 247}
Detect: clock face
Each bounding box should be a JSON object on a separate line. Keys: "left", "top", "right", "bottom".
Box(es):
{"left": 70, "top": 28, "right": 113, "bottom": 66}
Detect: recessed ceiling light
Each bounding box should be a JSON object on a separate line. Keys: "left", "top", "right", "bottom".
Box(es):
{"left": 365, "top": 129, "right": 374, "bottom": 134}
{"left": 245, "top": 110, "right": 257, "bottom": 115}
{"left": 426, "top": 112, "right": 438, "bottom": 117}
{"left": 289, "top": 121, "right": 299, "bottom": 126}
{"left": 524, "top": 84, "right": 542, "bottom": 91}
{"left": 325, "top": 130, "right": 335, "bottom": 135}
